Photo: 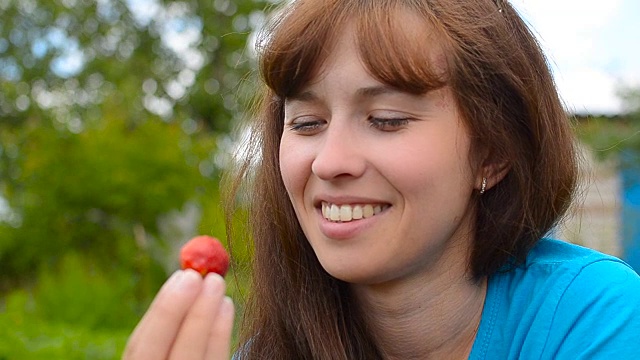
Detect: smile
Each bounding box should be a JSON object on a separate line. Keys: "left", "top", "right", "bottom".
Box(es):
{"left": 321, "top": 202, "right": 389, "bottom": 223}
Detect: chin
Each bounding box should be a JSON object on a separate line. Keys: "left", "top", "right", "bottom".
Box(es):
{"left": 320, "top": 261, "right": 392, "bottom": 285}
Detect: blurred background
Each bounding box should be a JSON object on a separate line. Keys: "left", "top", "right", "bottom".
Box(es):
{"left": 0, "top": 0, "right": 639, "bottom": 359}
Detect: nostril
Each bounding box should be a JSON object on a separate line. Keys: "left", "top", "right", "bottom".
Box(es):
{"left": 311, "top": 145, "right": 366, "bottom": 180}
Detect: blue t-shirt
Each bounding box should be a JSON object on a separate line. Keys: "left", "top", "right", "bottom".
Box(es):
{"left": 469, "top": 238, "right": 640, "bottom": 359}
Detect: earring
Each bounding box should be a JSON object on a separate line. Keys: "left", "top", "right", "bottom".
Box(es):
{"left": 480, "top": 177, "right": 487, "bottom": 194}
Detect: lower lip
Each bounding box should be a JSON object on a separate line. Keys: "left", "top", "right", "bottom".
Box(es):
{"left": 317, "top": 210, "right": 383, "bottom": 240}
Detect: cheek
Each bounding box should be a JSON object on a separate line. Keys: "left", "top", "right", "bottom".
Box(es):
{"left": 279, "top": 139, "right": 311, "bottom": 199}
{"left": 381, "top": 139, "right": 474, "bottom": 197}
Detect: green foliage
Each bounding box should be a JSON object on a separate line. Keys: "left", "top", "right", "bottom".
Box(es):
{"left": 0, "top": 0, "right": 269, "bottom": 131}
{"left": 0, "top": 0, "right": 265, "bottom": 355}
{"left": 33, "top": 253, "right": 139, "bottom": 330}
{"left": 0, "top": 312, "right": 129, "bottom": 360}
{"left": 576, "top": 87, "right": 640, "bottom": 164}
{"left": 0, "top": 250, "right": 250, "bottom": 359}
{"left": 0, "top": 254, "right": 132, "bottom": 360}
{"left": 576, "top": 116, "right": 640, "bottom": 160}
{"left": 0, "top": 118, "right": 215, "bottom": 285}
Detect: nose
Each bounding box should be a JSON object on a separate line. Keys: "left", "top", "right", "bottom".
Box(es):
{"left": 311, "top": 123, "right": 366, "bottom": 181}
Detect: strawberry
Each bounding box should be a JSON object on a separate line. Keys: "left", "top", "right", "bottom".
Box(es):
{"left": 179, "top": 235, "right": 230, "bottom": 277}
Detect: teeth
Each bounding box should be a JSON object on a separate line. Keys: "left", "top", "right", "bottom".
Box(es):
{"left": 363, "top": 204, "right": 374, "bottom": 218}
{"left": 330, "top": 204, "right": 340, "bottom": 221}
{"left": 340, "top": 205, "right": 352, "bottom": 221}
{"left": 352, "top": 205, "right": 363, "bottom": 219}
{"left": 321, "top": 202, "right": 388, "bottom": 222}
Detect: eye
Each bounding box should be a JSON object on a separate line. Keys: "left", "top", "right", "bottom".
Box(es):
{"left": 287, "top": 117, "right": 326, "bottom": 135}
{"left": 368, "top": 117, "right": 410, "bottom": 131}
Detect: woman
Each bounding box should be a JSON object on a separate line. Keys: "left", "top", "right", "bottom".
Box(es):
{"left": 124, "top": 0, "right": 640, "bottom": 359}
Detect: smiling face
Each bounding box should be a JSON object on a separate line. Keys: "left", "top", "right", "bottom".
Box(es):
{"left": 278, "top": 23, "right": 480, "bottom": 286}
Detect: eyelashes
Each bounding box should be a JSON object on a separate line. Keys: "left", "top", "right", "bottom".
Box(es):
{"left": 287, "top": 116, "right": 411, "bottom": 135}
{"left": 288, "top": 119, "right": 324, "bottom": 133}
{"left": 368, "top": 117, "right": 410, "bottom": 131}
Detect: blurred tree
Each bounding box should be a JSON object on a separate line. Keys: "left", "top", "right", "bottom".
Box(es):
{"left": 0, "top": 117, "right": 210, "bottom": 284}
{"left": 577, "top": 85, "right": 640, "bottom": 161}
{"left": 0, "top": 1, "right": 267, "bottom": 355}
{"left": 620, "top": 86, "right": 640, "bottom": 115}
{"left": 0, "top": 0, "right": 267, "bottom": 130}
{"left": 0, "top": 0, "right": 268, "bottom": 287}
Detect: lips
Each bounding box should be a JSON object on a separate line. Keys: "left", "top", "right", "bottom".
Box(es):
{"left": 321, "top": 202, "right": 389, "bottom": 222}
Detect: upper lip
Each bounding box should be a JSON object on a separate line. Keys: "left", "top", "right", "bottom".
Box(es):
{"left": 312, "top": 195, "right": 391, "bottom": 208}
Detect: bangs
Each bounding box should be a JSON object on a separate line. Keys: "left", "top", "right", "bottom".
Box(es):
{"left": 356, "top": 1, "right": 449, "bottom": 94}
{"left": 258, "top": 0, "right": 449, "bottom": 98}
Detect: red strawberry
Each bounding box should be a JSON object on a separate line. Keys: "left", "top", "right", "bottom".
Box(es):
{"left": 179, "top": 235, "right": 230, "bottom": 277}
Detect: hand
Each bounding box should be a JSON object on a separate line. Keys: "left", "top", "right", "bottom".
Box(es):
{"left": 123, "top": 269, "right": 235, "bottom": 360}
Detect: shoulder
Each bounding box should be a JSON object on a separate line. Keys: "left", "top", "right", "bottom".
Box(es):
{"left": 536, "top": 240, "right": 640, "bottom": 358}
{"left": 514, "top": 238, "right": 638, "bottom": 292}
{"left": 496, "top": 238, "right": 639, "bottom": 306}
{"left": 524, "top": 237, "right": 626, "bottom": 268}
{"left": 471, "top": 238, "right": 640, "bottom": 359}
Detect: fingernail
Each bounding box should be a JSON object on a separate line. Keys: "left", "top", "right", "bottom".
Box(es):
{"left": 174, "top": 269, "right": 200, "bottom": 291}
{"left": 202, "top": 273, "right": 224, "bottom": 296}
{"left": 169, "top": 270, "right": 182, "bottom": 281}
{"left": 221, "top": 296, "right": 234, "bottom": 316}
{"left": 164, "top": 270, "right": 182, "bottom": 286}
{"left": 222, "top": 296, "right": 233, "bottom": 308}
{"left": 206, "top": 272, "right": 224, "bottom": 284}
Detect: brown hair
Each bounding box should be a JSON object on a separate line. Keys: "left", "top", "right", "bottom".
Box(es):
{"left": 226, "top": 0, "right": 579, "bottom": 358}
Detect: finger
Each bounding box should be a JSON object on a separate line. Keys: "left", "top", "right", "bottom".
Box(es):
{"left": 205, "top": 296, "right": 235, "bottom": 360}
{"left": 169, "top": 273, "right": 227, "bottom": 359}
{"left": 124, "top": 270, "right": 203, "bottom": 359}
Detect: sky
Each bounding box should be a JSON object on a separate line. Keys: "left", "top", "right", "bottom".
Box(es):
{"left": 511, "top": 0, "right": 640, "bottom": 115}
{"left": 29, "top": 0, "right": 640, "bottom": 116}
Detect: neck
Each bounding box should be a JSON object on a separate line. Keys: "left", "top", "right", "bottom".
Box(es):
{"left": 352, "top": 270, "right": 487, "bottom": 359}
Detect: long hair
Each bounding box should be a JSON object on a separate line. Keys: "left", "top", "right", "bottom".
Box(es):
{"left": 225, "top": 0, "right": 579, "bottom": 358}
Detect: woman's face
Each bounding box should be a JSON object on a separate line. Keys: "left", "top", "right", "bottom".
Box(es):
{"left": 279, "top": 26, "right": 480, "bottom": 285}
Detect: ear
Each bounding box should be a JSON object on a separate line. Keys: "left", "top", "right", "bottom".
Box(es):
{"left": 475, "top": 158, "right": 510, "bottom": 193}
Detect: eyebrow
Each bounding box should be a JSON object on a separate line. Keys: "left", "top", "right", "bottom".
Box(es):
{"left": 286, "top": 85, "right": 403, "bottom": 103}
{"left": 355, "top": 85, "right": 401, "bottom": 98}
{"left": 286, "top": 90, "right": 318, "bottom": 103}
